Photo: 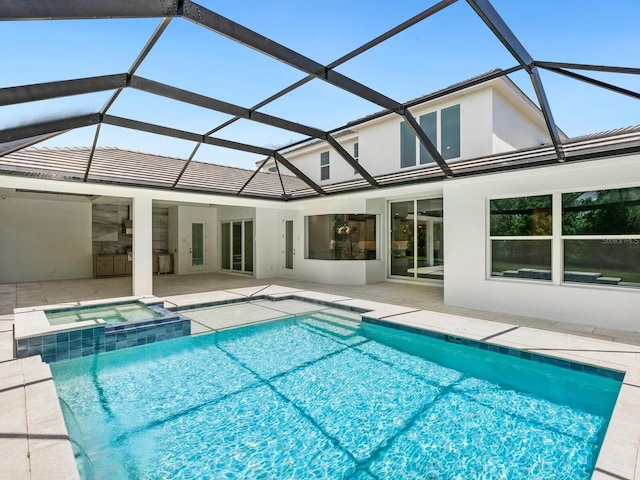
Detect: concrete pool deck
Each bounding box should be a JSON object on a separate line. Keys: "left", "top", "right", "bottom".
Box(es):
{"left": 1, "top": 276, "right": 640, "bottom": 478}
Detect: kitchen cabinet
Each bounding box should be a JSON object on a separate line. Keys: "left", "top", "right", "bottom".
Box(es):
{"left": 94, "top": 256, "right": 114, "bottom": 277}
{"left": 93, "top": 253, "right": 172, "bottom": 277}
{"left": 113, "top": 255, "right": 128, "bottom": 275}
{"left": 93, "top": 255, "right": 132, "bottom": 277}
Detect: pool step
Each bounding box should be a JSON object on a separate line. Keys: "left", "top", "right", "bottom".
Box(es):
{"left": 302, "top": 312, "right": 361, "bottom": 338}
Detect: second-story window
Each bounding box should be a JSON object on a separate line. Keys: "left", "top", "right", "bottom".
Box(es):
{"left": 400, "top": 105, "right": 460, "bottom": 168}
{"left": 441, "top": 104, "right": 460, "bottom": 160}
{"left": 320, "top": 151, "right": 330, "bottom": 180}
{"left": 400, "top": 122, "right": 416, "bottom": 168}
{"left": 353, "top": 142, "right": 359, "bottom": 174}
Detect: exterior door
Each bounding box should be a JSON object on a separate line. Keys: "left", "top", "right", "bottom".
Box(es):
{"left": 220, "top": 220, "right": 254, "bottom": 274}
{"left": 283, "top": 218, "right": 295, "bottom": 274}
{"left": 190, "top": 222, "right": 205, "bottom": 270}
{"left": 389, "top": 198, "right": 444, "bottom": 281}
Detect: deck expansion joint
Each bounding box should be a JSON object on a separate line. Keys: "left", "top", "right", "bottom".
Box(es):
{"left": 480, "top": 326, "right": 520, "bottom": 342}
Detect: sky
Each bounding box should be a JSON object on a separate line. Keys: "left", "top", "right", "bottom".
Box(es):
{"left": 1, "top": 0, "right": 638, "bottom": 170}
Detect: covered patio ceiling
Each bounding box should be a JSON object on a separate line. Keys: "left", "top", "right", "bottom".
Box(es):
{"left": 0, "top": 0, "right": 638, "bottom": 200}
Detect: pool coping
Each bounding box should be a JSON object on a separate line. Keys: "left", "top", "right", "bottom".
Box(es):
{"left": 7, "top": 284, "right": 640, "bottom": 479}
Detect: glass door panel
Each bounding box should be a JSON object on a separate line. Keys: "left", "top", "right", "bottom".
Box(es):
{"left": 221, "top": 219, "right": 253, "bottom": 274}
{"left": 390, "top": 198, "right": 444, "bottom": 280}
{"left": 285, "top": 219, "right": 294, "bottom": 270}
{"left": 244, "top": 221, "right": 253, "bottom": 273}
{"left": 191, "top": 223, "right": 204, "bottom": 267}
{"left": 232, "top": 221, "right": 242, "bottom": 271}
{"left": 221, "top": 223, "right": 230, "bottom": 270}
{"left": 416, "top": 198, "right": 444, "bottom": 280}
{"left": 390, "top": 201, "right": 414, "bottom": 277}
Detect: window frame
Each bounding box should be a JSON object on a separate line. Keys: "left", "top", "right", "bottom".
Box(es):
{"left": 561, "top": 187, "right": 640, "bottom": 288}
{"left": 487, "top": 194, "right": 553, "bottom": 282}
{"left": 320, "top": 150, "right": 330, "bottom": 181}
{"left": 220, "top": 218, "right": 254, "bottom": 275}
{"left": 353, "top": 142, "right": 359, "bottom": 175}
{"left": 305, "top": 213, "right": 378, "bottom": 261}
{"left": 400, "top": 104, "right": 460, "bottom": 169}
{"left": 487, "top": 186, "right": 640, "bottom": 289}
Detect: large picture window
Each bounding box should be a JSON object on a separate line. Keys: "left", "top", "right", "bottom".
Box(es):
{"left": 489, "top": 195, "right": 552, "bottom": 281}
{"left": 562, "top": 187, "right": 640, "bottom": 287}
{"left": 306, "top": 214, "right": 377, "bottom": 260}
{"left": 489, "top": 187, "right": 640, "bottom": 288}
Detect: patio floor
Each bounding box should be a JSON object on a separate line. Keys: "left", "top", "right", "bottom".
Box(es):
{"left": 1, "top": 273, "right": 640, "bottom": 357}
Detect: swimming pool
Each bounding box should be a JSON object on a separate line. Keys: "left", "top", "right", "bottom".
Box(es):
{"left": 51, "top": 310, "right": 621, "bottom": 479}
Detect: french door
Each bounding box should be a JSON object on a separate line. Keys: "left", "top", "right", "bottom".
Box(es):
{"left": 221, "top": 219, "right": 253, "bottom": 274}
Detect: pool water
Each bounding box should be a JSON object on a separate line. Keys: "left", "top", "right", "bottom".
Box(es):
{"left": 51, "top": 311, "right": 621, "bottom": 479}
{"left": 46, "top": 303, "right": 162, "bottom": 326}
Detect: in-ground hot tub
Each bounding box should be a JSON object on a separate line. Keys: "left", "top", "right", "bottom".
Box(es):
{"left": 14, "top": 296, "right": 190, "bottom": 363}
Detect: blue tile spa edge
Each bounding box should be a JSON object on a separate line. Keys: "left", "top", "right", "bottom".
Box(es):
{"left": 16, "top": 302, "right": 190, "bottom": 363}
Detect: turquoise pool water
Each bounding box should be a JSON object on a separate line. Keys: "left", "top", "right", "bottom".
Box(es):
{"left": 51, "top": 311, "right": 621, "bottom": 479}
{"left": 46, "top": 303, "right": 161, "bottom": 326}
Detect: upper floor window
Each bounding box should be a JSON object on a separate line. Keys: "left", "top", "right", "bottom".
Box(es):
{"left": 400, "top": 105, "right": 459, "bottom": 168}
{"left": 320, "top": 151, "right": 330, "bottom": 180}
{"left": 419, "top": 112, "right": 437, "bottom": 164}
{"left": 441, "top": 104, "right": 460, "bottom": 160}
{"left": 267, "top": 166, "right": 278, "bottom": 173}
{"left": 353, "top": 142, "right": 359, "bottom": 174}
{"left": 400, "top": 122, "right": 417, "bottom": 168}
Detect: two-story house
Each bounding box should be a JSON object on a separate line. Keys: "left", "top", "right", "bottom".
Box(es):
{"left": 260, "top": 74, "right": 561, "bottom": 184}
{"left": 0, "top": 73, "right": 638, "bottom": 332}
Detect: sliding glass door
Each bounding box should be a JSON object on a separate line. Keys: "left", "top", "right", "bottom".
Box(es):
{"left": 389, "top": 198, "right": 443, "bottom": 280}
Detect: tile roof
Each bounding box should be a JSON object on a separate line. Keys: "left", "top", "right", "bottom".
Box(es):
{"left": 1, "top": 126, "right": 639, "bottom": 201}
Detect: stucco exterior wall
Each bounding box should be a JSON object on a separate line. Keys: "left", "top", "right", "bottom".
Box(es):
{"left": 0, "top": 196, "right": 92, "bottom": 282}
{"left": 492, "top": 87, "right": 549, "bottom": 152}
{"left": 174, "top": 205, "right": 218, "bottom": 274}
{"left": 444, "top": 154, "right": 640, "bottom": 332}
{"left": 282, "top": 88, "right": 495, "bottom": 185}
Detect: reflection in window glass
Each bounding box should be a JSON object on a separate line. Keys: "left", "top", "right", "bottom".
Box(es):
{"left": 307, "top": 214, "right": 377, "bottom": 260}
{"left": 491, "top": 240, "right": 551, "bottom": 280}
{"left": 221, "top": 223, "right": 230, "bottom": 270}
{"left": 563, "top": 187, "right": 640, "bottom": 235}
{"left": 564, "top": 239, "right": 640, "bottom": 287}
{"left": 490, "top": 195, "right": 552, "bottom": 236}
{"left": 320, "top": 151, "right": 330, "bottom": 181}
{"left": 390, "top": 199, "right": 444, "bottom": 280}
{"left": 441, "top": 104, "right": 460, "bottom": 160}
{"left": 400, "top": 122, "right": 416, "bottom": 168}
{"left": 232, "top": 222, "right": 242, "bottom": 270}
{"left": 244, "top": 220, "right": 253, "bottom": 273}
{"left": 490, "top": 194, "right": 552, "bottom": 281}
{"left": 221, "top": 220, "right": 252, "bottom": 274}
{"left": 419, "top": 112, "right": 437, "bottom": 165}
{"left": 391, "top": 201, "right": 414, "bottom": 277}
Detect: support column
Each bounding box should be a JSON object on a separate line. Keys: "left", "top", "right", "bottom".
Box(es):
{"left": 132, "top": 195, "right": 153, "bottom": 296}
